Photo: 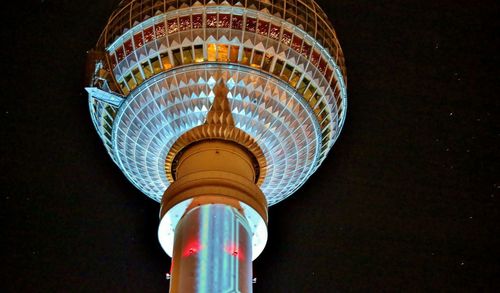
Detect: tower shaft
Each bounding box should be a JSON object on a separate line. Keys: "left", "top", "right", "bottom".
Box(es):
{"left": 162, "top": 140, "right": 266, "bottom": 292}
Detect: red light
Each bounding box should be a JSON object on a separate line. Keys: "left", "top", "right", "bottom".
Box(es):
{"left": 225, "top": 243, "right": 245, "bottom": 260}
{"left": 182, "top": 240, "right": 203, "bottom": 257}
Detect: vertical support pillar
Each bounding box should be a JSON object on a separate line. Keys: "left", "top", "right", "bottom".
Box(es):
{"left": 170, "top": 204, "right": 252, "bottom": 293}
{"left": 160, "top": 140, "right": 268, "bottom": 293}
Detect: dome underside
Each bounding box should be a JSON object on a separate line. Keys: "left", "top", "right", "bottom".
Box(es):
{"left": 112, "top": 64, "right": 322, "bottom": 205}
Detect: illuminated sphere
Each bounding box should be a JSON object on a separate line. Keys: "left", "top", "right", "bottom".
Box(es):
{"left": 87, "top": 0, "right": 347, "bottom": 206}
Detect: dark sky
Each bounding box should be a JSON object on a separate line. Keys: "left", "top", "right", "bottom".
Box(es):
{"left": 2, "top": 0, "right": 499, "bottom": 292}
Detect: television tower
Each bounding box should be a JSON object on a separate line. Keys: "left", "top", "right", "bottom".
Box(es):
{"left": 86, "top": 0, "right": 347, "bottom": 292}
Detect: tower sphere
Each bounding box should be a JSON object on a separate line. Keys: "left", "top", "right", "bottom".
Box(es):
{"left": 88, "top": 0, "right": 347, "bottom": 204}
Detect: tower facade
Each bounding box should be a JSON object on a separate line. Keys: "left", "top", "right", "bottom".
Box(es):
{"left": 86, "top": 0, "right": 346, "bottom": 291}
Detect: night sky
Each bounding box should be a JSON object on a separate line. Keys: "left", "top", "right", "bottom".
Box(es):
{"left": 2, "top": 0, "right": 499, "bottom": 292}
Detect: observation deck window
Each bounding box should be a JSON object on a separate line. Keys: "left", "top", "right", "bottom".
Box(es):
{"left": 124, "top": 40, "right": 133, "bottom": 56}
{"left": 167, "top": 19, "right": 179, "bottom": 34}
{"left": 251, "top": 50, "right": 264, "bottom": 68}
{"left": 119, "top": 81, "right": 129, "bottom": 95}
{"left": 242, "top": 48, "right": 252, "bottom": 65}
{"left": 229, "top": 46, "right": 240, "bottom": 62}
{"left": 297, "top": 78, "right": 310, "bottom": 95}
{"left": 310, "top": 50, "right": 319, "bottom": 66}
{"left": 134, "top": 32, "right": 144, "bottom": 49}
{"left": 257, "top": 20, "right": 269, "bottom": 36}
{"left": 151, "top": 56, "right": 162, "bottom": 74}
{"left": 179, "top": 16, "right": 191, "bottom": 31}
{"left": 245, "top": 17, "right": 257, "bottom": 32}
{"left": 116, "top": 47, "right": 125, "bottom": 62}
{"left": 155, "top": 22, "right": 166, "bottom": 38}
{"left": 302, "top": 42, "right": 311, "bottom": 58}
{"left": 217, "top": 45, "right": 229, "bottom": 62}
{"left": 281, "top": 64, "right": 294, "bottom": 81}
{"left": 231, "top": 15, "right": 243, "bottom": 30}
{"left": 273, "top": 59, "right": 284, "bottom": 76}
{"left": 144, "top": 27, "right": 155, "bottom": 43}
{"left": 262, "top": 53, "right": 273, "bottom": 71}
{"left": 282, "top": 30, "right": 292, "bottom": 46}
{"left": 124, "top": 74, "right": 136, "bottom": 90}
{"left": 182, "top": 46, "right": 194, "bottom": 64}
{"left": 207, "top": 14, "right": 217, "bottom": 28}
{"left": 132, "top": 67, "right": 144, "bottom": 84}
{"left": 194, "top": 45, "right": 204, "bottom": 62}
{"left": 172, "top": 48, "right": 182, "bottom": 66}
{"left": 290, "top": 69, "right": 301, "bottom": 87}
{"left": 141, "top": 61, "right": 153, "bottom": 78}
{"left": 160, "top": 53, "right": 172, "bottom": 70}
{"left": 219, "top": 14, "right": 230, "bottom": 28}
{"left": 193, "top": 14, "right": 203, "bottom": 29}
{"left": 269, "top": 24, "right": 280, "bottom": 40}
{"left": 291, "top": 36, "right": 302, "bottom": 52}
{"left": 207, "top": 44, "right": 217, "bottom": 61}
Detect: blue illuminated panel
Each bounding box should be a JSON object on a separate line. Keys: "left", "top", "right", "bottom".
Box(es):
{"left": 170, "top": 204, "right": 252, "bottom": 293}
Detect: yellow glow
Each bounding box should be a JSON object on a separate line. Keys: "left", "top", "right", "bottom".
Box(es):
{"left": 217, "top": 45, "right": 229, "bottom": 62}
{"left": 207, "top": 44, "right": 216, "bottom": 61}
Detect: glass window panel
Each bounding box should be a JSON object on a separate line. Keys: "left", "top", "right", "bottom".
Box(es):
{"left": 251, "top": 50, "right": 264, "bottom": 67}
{"left": 273, "top": 59, "right": 284, "bottom": 76}
{"left": 134, "top": 32, "right": 144, "bottom": 49}
{"left": 125, "top": 73, "right": 136, "bottom": 90}
{"left": 207, "top": 14, "right": 217, "bottom": 28}
{"left": 302, "top": 42, "right": 311, "bottom": 57}
{"left": 262, "top": 53, "right": 273, "bottom": 71}
{"left": 167, "top": 18, "right": 179, "bottom": 33}
{"left": 245, "top": 17, "right": 256, "bottom": 32}
{"left": 154, "top": 22, "right": 166, "bottom": 38}
{"left": 242, "top": 48, "right": 252, "bottom": 65}
{"left": 144, "top": 26, "right": 155, "bottom": 42}
{"left": 311, "top": 50, "right": 320, "bottom": 66}
{"left": 207, "top": 44, "right": 217, "bottom": 61}
{"left": 282, "top": 63, "right": 293, "bottom": 81}
{"left": 282, "top": 30, "right": 292, "bottom": 46}
{"left": 325, "top": 67, "right": 333, "bottom": 81}
{"left": 194, "top": 44, "right": 204, "bottom": 62}
{"left": 124, "top": 39, "right": 133, "bottom": 55}
{"left": 304, "top": 84, "right": 316, "bottom": 100}
{"left": 183, "top": 46, "right": 194, "bottom": 64}
{"left": 290, "top": 70, "right": 301, "bottom": 87}
{"left": 291, "top": 35, "right": 302, "bottom": 52}
{"left": 132, "top": 67, "right": 143, "bottom": 84}
{"left": 231, "top": 15, "right": 243, "bottom": 30}
{"left": 119, "top": 81, "right": 129, "bottom": 95}
{"left": 116, "top": 47, "right": 125, "bottom": 62}
{"left": 150, "top": 56, "right": 162, "bottom": 73}
{"left": 217, "top": 45, "right": 229, "bottom": 62}
{"left": 219, "top": 14, "right": 230, "bottom": 28}
{"left": 269, "top": 24, "right": 280, "bottom": 40}
{"left": 309, "top": 93, "right": 320, "bottom": 108}
{"left": 179, "top": 16, "right": 191, "bottom": 31}
{"left": 172, "top": 48, "right": 182, "bottom": 66}
{"left": 229, "top": 46, "right": 240, "bottom": 62}
{"left": 141, "top": 61, "right": 153, "bottom": 78}
{"left": 319, "top": 58, "right": 327, "bottom": 74}
{"left": 257, "top": 20, "right": 269, "bottom": 36}
{"left": 192, "top": 14, "right": 203, "bottom": 29}
{"left": 159, "top": 53, "right": 172, "bottom": 70}
{"left": 297, "top": 77, "right": 310, "bottom": 95}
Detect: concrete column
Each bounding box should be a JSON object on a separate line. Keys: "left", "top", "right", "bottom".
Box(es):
{"left": 161, "top": 140, "right": 267, "bottom": 293}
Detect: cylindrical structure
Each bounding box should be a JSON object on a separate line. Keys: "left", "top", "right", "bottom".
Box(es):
{"left": 160, "top": 139, "right": 268, "bottom": 292}
{"left": 170, "top": 204, "right": 252, "bottom": 293}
